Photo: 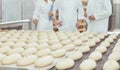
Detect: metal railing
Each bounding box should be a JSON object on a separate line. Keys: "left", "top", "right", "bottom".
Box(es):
{"left": 0, "top": 19, "right": 31, "bottom": 30}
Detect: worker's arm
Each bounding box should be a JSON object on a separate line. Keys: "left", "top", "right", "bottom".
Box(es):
{"left": 77, "top": 0, "right": 85, "bottom": 27}
{"left": 52, "top": 0, "right": 59, "bottom": 26}
{"left": 32, "top": 0, "right": 41, "bottom": 24}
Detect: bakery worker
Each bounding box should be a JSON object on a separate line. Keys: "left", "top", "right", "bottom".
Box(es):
{"left": 52, "top": 0, "right": 84, "bottom": 32}
{"left": 32, "top": 0, "right": 54, "bottom": 31}
{"left": 85, "top": 0, "right": 112, "bottom": 33}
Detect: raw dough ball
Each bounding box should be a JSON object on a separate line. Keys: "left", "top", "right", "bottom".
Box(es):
{"left": 13, "top": 42, "right": 27, "bottom": 48}
{"left": 69, "top": 36, "right": 78, "bottom": 41}
{"left": 49, "top": 39, "right": 60, "bottom": 45}
{"left": 72, "top": 39, "right": 82, "bottom": 46}
{"left": 88, "top": 51, "right": 102, "bottom": 61}
{"left": 105, "top": 38, "right": 114, "bottom": 43}
{"left": 25, "top": 42, "right": 39, "bottom": 49}
{"left": 0, "top": 46, "right": 11, "bottom": 54}
{"left": 67, "top": 51, "right": 83, "bottom": 60}
{"left": 103, "top": 60, "right": 119, "bottom": 70}
{"left": 85, "top": 41, "right": 96, "bottom": 48}
{"left": 86, "top": 34, "right": 93, "bottom": 38}
{"left": 3, "top": 41, "right": 14, "bottom": 47}
{"left": 97, "top": 34, "right": 105, "bottom": 39}
{"left": 59, "top": 36, "right": 68, "bottom": 41}
{"left": 35, "top": 56, "right": 54, "bottom": 67}
{"left": 80, "top": 37, "right": 88, "bottom": 42}
{"left": 91, "top": 32, "right": 98, "bottom": 36}
{"left": 82, "top": 31, "right": 89, "bottom": 36}
{"left": 2, "top": 54, "right": 22, "bottom": 65}
{"left": 95, "top": 46, "right": 107, "bottom": 53}
{"left": 55, "top": 58, "right": 74, "bottom": 70}
{"left": 101, "top": 33, "right": 107, "bottom": 36}
{"left": 113, "top": 47, "right": 120, "bottom": 52}
{"left": 63, "top": 44, "right": 75, "bottom": 51}
{"left": 108, "top": 51, "right": 120, "bottom": 61}
{"left": 110, "top": 34, "right": 117, "bottom": 39}
{"left": 100, "top": 41, "right": 110, "bottom": 48}
{"left": 38, "top": 39, "right": 49, "bottom": 43}
{"left": 49, "top": 43, "right": 63, "bottom": 51}
{"left": 115, "top": 43, "right": 120, "bottom": 47}
{"left": 36, "top": 43, "right": 49, "bottom": 50}
{"left": 21, "top": 47, "right": 37, "bottom": 56}
{"left": 0, "top": 54, "right": 6, "bottom": 62}
{"left": 35, "top": 48, "right": 51, "bottom": 57}
{"left": 61, "top": 39, "right": 71, "bottom": 46}
{"left": 7, "top": 47, "right": 24, "bottom": 55}
{"left": 78, "top": 46, "right": 90, "bottom": 53}
{"left": 92, "top": 37, "right": 100, "bottom": 43}
{"left": 79, "top": 59, "right": 96, "bottom": 70}
{"left": 17, "top": 55, "right": 37, "bottom": 66}
{"left": 39, "top": 36, "right": 48, "bottom": 39}
{"left": 51, "top": 49, "right": 66, "bottom": 58}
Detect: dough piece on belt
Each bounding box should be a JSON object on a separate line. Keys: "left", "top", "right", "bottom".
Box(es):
{"left": 79, "top": 59, "right": 96, "bottom": 70}
{"left": 21, "top": 47, "right": 37, "bottom": 56}
{"left": 108, "top": 51, "right": 120, "bottom": 61}
{"left": 100, "top": 41, "right": 110, "bottom": 48}
{"left": 35, "top": 48, "right": 51, "bottom": 57}
{"left": 78, "top": 46, "right": 90, "bottom": 53}
{"left": 35, "top": 56, "right": 54, "bottom": 68}
{"left": 49, "top": 43, "right": 63, "bottom": 51}
{"left": 67, "top": 51, "right": 83, "bottom": 60}
{"left": 55, "top": 58, "right": 74, "bottom": 70}
{"left": 2, "top": 54, "right": 22, "bottom": 65}
{"left": 95, "top": 46, "right": 107, "bottom": 53}
{"left": 51, "top": 49, "right": 66, "bottom": 58}
{"left": 72, "top": 39, "right": 82, "bottom": 46}
{"left": 0, "top": 54, "right": 6, "bottom": 62}
{"left": 17, "top": 55, "right": 37, "bottom": 66}
{"left": 103, "top": 60, "right": 119, "bottom": 70}
{"left": 63, "top": 44, "right": 75, "bottom": 51}
{"left": 88, "top": 51, "right": 102, "bottom": 61}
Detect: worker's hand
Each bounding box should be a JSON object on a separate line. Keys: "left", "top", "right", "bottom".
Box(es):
{"left": 84, "top": 12, "right": 87, "bottom": 17}
{"left": 89, "top": 15, "right": 95, "bottom": 21}
{"left": 49, "top": 11, "right": 53, "bottom": 17}
{"left": 57, "top": 21, "right": 62, "bottom": 27}
{"left": 76, "top": 20, "right": 83, "bottom": 28}
{"left": 52, "top": 18, "right": 57, "bottom": 26}
{"left": 32, "top": 19, "right": 38, "bottom": 24}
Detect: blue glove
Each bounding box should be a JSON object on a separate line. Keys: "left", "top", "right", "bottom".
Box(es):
{"left": 49, "top": 4, "right": 54, "bottom": 21}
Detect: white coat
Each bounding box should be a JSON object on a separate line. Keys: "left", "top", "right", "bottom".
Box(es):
{"left": 86, "top": 0, "right": 112, "bottom": 33}
{"left": 33, "top": 0, "right": 53, "bottom": 31}
{"left": 53, "top": 0, "right": 84, "bottom": 32}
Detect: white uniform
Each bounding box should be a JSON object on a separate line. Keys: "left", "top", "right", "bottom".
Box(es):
{"left": 53, "top": 0, "right": 84, "bottom": 32}
{"left": 86, "top": 0, "right": 112, "bottom": 33}
{"left": 33, "top": 0, "right": 53, "bottom": 31}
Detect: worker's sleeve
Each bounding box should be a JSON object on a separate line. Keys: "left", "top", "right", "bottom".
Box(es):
{"left": 94, "top": 0, "right": 112, "bottom": 20}
{"left": 77, "top": 0, "right": 85, "bottom": 20}
{"left": 52, "top": 0, "right": 59, "bottom": 19}
{"left": 32, "top": 0, "right": 41, "bottom": 19}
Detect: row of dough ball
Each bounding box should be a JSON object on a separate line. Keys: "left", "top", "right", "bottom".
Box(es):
{"left": 0, "top": 50, "right": 84, "bottom": 69}
{"left": 87, "top": 34, "right": 118, "bottom": 61}
{"left": 79, "top": 59, "right": 120, "bottom": 70}
{"left": 0, "top": 53, "right": 55, "bottom": 68}
{"left": 112, "top": 39, "right": 120, "bottom": 52}
{"left": 0, "top": 31, "right": 107, "bottom": 44}
{"left": 78, "top": 34, "right": 118, "bottom": 70}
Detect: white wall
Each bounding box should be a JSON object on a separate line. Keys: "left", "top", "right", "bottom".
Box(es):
{"left": 23, "top": 0, "right": 35, "bottom": 19}
{"left": 2, "top": 0, "right": 22, "bottom": 22}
